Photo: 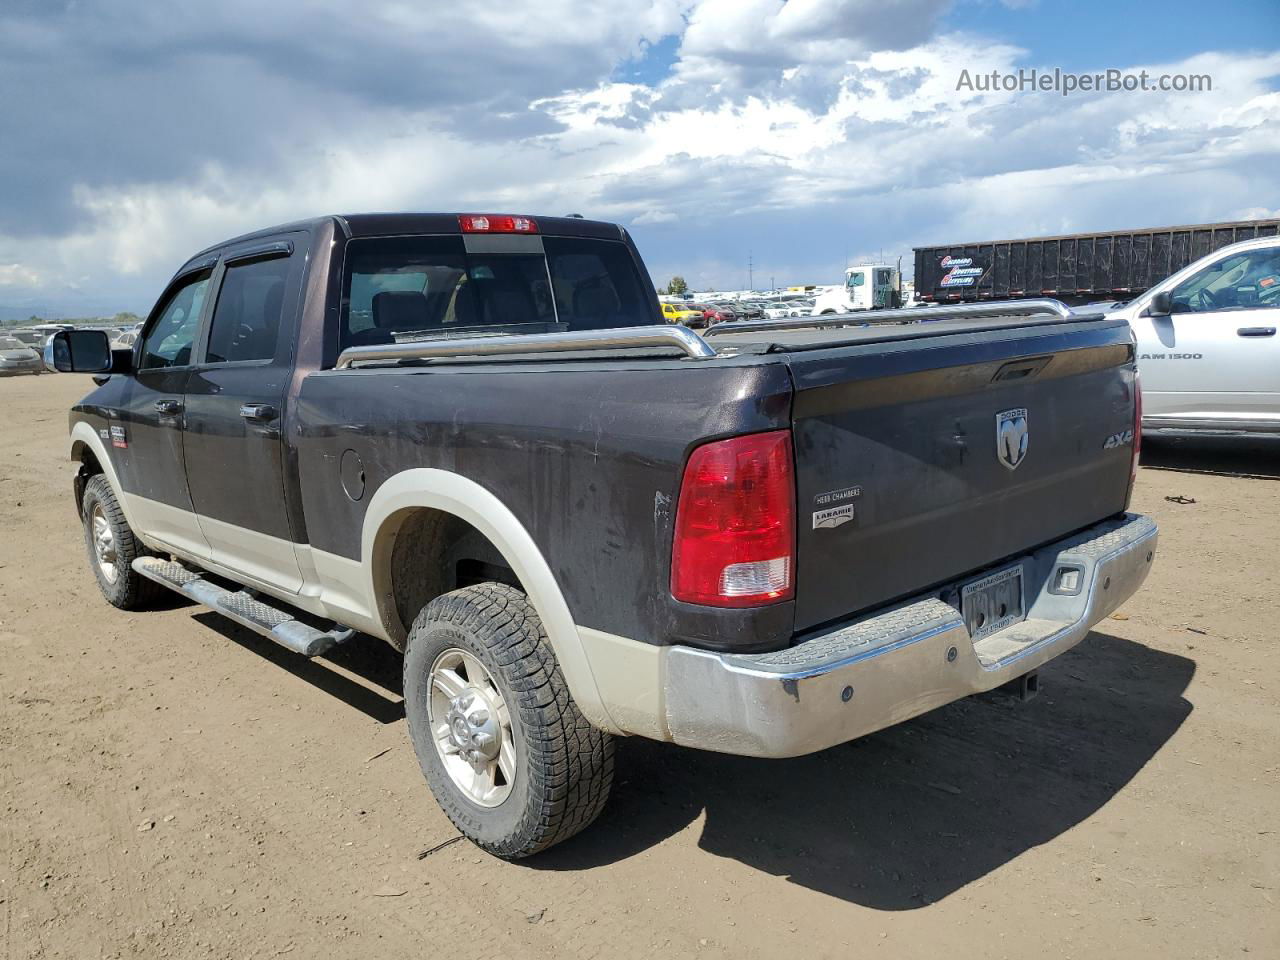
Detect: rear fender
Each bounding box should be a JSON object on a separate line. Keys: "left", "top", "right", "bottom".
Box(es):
{"left": 361, "top": 468, "right": 619, "bottom": 735}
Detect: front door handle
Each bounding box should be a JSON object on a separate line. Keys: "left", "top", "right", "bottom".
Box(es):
{"left": 239, "top": 403, "right": 278, "bottom": 422}
{"left": 1237, "top": 326, "right": 1276, "bottom": 337}
{"left": 154, "top": 399, "right": 183, "bottom": 416}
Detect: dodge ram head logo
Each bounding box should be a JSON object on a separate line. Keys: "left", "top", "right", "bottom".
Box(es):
{"left": 996, "top": 408, "right": 1029, "bottom": 470}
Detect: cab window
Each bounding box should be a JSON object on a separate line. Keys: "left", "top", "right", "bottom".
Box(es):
{"left": 847, "top": 271, "right": 866, "bottom": 288}
{"left": 205, "top": 254, "right": 292, "bottom": 363}
{"left": 1170, "top": 248, "right": 1280, "bottom": 314}
{"left": 140, "top": 273, "right": 211, "bottom": 370}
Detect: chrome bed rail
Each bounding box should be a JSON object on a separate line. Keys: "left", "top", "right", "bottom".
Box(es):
{"left": 703, "top": 298, "right": 1077, "bottom": 337}
{"left": 335, "top": 324, "right": 718, "bottom": 368}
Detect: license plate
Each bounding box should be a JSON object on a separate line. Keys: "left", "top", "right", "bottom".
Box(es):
{"left": 961, "top": 565, "right": 1024, "bottom": 641}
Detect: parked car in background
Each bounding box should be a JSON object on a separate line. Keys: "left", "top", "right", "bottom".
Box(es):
{"left": 7, "top": 329, "right": 48, "bottom": 350}
{"left": 681, "top": 303, "right": 714, "bottom": 328}
{"left": 763, "top": 300, "right": 811, "bottom": 319}
{"left": 1104, "top": 234, "right": 1280, "bottom": 437}
{"left": 660, "top": 301, "right": 702, "bottom": 325}
{"left": 729, "top": 301, "right": 766, "bottom": 321}
{"left": 700, "top": 303, "right": 739, "bottom": 325}
{"left": 0, "top": 335, "right": 45, "bottom": 376}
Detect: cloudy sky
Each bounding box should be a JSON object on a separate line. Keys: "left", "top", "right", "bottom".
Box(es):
{"left": 1, "top": 0, "right": 1277, "bottom": 316}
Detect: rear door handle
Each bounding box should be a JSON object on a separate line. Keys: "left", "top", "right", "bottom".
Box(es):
{"left": 239, "top": 403, "right": 278, "bottom": 422}
{"left": 1237, "top": 326, "right": 1276, "bottom": 337}
{"left": 154, "top": 399, "right": 183, "bottom": 415}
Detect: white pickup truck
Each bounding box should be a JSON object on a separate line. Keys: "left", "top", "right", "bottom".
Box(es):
{"left": 1106, "top": 235, "right": 1280, "bottom": 437}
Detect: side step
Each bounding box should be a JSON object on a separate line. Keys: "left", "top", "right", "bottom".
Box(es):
{"left": 133, "top": 557, "right": 354, "bottom": 658}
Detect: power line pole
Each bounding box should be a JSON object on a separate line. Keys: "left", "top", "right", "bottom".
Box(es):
{"left": 748, "top": 251, "right": 753, "bottom": 291}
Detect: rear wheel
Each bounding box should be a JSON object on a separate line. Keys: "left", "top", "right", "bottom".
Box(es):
{"left": 81, "top": 474, "right": 160, "bottom": 610}
{"left": 403, "top": 583, "right": 614, "bottom": 858}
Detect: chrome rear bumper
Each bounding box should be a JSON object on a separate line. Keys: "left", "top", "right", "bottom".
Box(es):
{"left": 663, "top": 513, "right": 1157, "bottom": 758}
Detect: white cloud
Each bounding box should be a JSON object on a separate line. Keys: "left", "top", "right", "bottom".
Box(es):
{"left": 0, "top": 264, "right": 40, "bottom": 287}
{"left": 1, "top": 1, "right": 1278, "bottom": 309}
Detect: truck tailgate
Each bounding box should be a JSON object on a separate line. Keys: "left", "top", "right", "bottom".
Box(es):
{"left": 785, "top": 318, "right": 1137, "bottom": 632}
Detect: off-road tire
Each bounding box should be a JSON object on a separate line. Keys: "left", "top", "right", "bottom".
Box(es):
{"left": 81, "top": 474, "right": 161, "bottom": 610}
{"left": 404, "top": 583, "right": 614, "bottom": 858}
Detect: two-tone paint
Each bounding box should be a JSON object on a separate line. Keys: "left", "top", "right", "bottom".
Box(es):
{"left": 68, "top": 213, "right": 1143, "bottom": 742}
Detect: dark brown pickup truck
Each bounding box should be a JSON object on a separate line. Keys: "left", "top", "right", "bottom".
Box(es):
{"left": 50, "top": 212, "right": 1156, "bottom": 856}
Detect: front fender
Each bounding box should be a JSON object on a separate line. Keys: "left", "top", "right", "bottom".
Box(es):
{"left": 69, "top": 420, "right": 139, "bottom": 530}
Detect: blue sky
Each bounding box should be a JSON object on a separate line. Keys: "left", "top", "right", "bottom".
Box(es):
{"left": 621, "top": 0, "right": 1280, "bottom": 87}
{"left": 0, "top": 0, "right": 1277, "bottom": 314}
{"left": 615, "top": 33, "right": 683, "bottom": 85}
{"left": 958, "top": 0, "right": 1278, "bottom": 70}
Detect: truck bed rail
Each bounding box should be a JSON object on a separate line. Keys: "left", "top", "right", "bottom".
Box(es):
{"left": 334, "top": 324, "right": 717, "bottom": 368}
{"left": 703, "top": 298, "right": 1076, "bottom": 337}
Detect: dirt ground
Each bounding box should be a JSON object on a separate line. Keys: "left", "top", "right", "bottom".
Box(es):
{"left": 2, "top": 372, "right": 1277, "bottom": 960}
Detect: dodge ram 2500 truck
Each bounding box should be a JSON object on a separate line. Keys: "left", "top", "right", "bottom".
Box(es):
{"left": 51, "top": 213, "right": 1157, "bottom": 858}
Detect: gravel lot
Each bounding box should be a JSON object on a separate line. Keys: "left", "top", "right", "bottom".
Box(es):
{"left": 2, "top": 373, "right": 1277, "bottom": 959}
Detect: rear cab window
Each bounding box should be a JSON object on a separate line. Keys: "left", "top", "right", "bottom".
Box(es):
{"left": 339, "top": 234, "right": 654, "bottom": 352}
{"left": 205, "top": 254, "right": 292, "bottom": 363}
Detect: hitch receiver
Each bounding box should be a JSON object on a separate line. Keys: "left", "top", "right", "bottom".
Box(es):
{"left": 1001, "top": 671, "right": 1040, "bottom": 702}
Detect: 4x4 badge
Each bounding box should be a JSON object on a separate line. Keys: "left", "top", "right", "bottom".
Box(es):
{"left": 996, "top": 408, "right": 1028, "bottom": 470}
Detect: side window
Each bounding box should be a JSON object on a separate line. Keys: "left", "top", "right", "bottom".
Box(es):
{"left": 847, "top": 272, "right": 865, "bottom": 287}
{"left": 206, "top": 255, "right": 292, "bottom": 363}
{"left": 140, "top": 274, "right": 211, "bottom": 370}
{"left": 1171, "top": 249, "right": 1280, "bottom": 314}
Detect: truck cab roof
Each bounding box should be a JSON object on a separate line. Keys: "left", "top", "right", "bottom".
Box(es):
{"left": 179, "top": 213, "right": 628, "bottom": 273}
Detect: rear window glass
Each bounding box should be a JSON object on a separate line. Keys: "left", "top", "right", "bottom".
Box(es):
{"left": 543, "top": 237, "right": 651, "bottom": 331}
{"left": 339, "top": 235, "right": 653, "bottom": 351}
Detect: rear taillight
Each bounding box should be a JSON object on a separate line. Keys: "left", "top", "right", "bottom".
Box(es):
{"left": 1131, "top": 370, "right": 1142, "bottom": 485}
{"left": 458, "top": 214, "right": 538, "bottom": 234}
{"left": 671, "top": 430, "right": 796, "bottom": 607}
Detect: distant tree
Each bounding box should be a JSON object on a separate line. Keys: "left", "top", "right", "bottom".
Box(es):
{"left": 112, "top": 311, "right": 142, "bottom": 325}
{"left": 666, "top": 276, "right": 688, "bottom": 296}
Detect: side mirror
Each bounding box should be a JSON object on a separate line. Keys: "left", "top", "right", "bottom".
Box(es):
{"left": 1148, "top": 290, "right": 1173, "bottom": 318}
{"left": 45, "top": 329, "right": 113, "bottom": 373}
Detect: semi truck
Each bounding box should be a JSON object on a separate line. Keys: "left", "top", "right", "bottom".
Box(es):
{"left": 810, "top": 263, "right": 902, "bottom": 315}
{"left": 914, "top": 219, "right": 1280, "bottom": 306}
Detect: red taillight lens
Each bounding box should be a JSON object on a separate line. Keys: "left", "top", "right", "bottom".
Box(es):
{"left": 671, "top": 430, "right": 796, "bottom": 607}
{"left": 458, "top": 214, "right": 538, "bottom": 234}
